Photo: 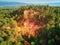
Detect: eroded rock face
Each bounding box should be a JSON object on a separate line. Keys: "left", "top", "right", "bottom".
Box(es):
{"left": 23, "top": 9, "right": 41, "bottom": 19}
{"left": 24, "top": 10, "right": 31, "bottom": 15}
{"left": 16, "top": 18, "right": 45, "bottom": 38}
{"left": 24, "top": 10, "right": 31, "bottom": 19}
{"left": 16, "top": 9, "right": 45, "bottom": 38}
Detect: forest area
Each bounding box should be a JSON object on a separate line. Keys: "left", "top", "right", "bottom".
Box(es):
{"left": 0, "top": 5, "right": 60, "bottom": 45}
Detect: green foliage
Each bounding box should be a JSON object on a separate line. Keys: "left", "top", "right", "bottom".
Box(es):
{"left": 0, "top": 5, "right": 60, "bottom": 45}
